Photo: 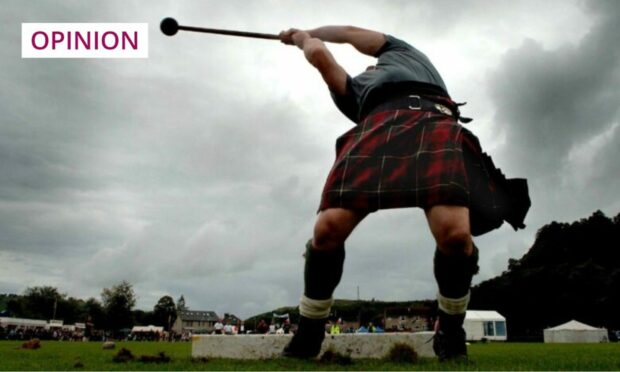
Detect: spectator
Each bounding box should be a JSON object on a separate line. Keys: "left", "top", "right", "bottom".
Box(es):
{"left": 256, "top": 319, "right": 269, "bottom": 334}
{"left": 214, "top": 320, "right": 224, "bottom": 335}
{"left": 330, "top": 319, "right": 341, "bottom": 335}
{"left": 283, "top": 319, "right": 291, "bottom": 334}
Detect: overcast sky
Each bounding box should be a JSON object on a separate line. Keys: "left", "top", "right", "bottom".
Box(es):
{"left": 1, "top": 0, "right": 619, "bottom": 320}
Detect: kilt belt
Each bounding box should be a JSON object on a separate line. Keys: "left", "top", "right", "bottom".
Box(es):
{"left": 367, "top": 95, "right": 473, "bottom": 124}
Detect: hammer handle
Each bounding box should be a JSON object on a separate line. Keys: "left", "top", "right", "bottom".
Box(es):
{"left": 178, "top": 25, "right": 280, "bottom": 40}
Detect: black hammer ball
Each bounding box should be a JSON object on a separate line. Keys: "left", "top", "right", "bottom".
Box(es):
{"left": 160, "top": 17, "right": 179, "bottom": 36}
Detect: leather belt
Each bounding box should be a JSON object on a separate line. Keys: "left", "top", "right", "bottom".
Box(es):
{"left": 367, "top": 95, "right": 473, "bottom": 124}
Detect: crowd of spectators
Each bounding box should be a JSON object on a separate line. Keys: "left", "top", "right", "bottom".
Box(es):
{"left": 0, "top": 325, "right": 106, "bottom": 341}
{"left": 0, "top": 324, "right": 204, "bottom": 342}
{"left": 0, "top": 321, "right": 368, "bottom": 342}
{"left": 128, "top": 330, "right": 194, "bottom": 342}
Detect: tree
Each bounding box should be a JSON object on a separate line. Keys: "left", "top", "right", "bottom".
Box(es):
{"left": 6, "top": 296, "right": 24, "bottom": 317}
{"left": 22, "top": 286, "right": 65, "bottom": 320}
{"left": 154, "top": 296, "right": 177, "bottom": 331}
{"left": 177, "top": 295, "right": 188, "bottom": 311}
{"left": 132, "top": 309, "right": 157, "bottom": 327}
{"left": 101, "top": 281, "right": 136, "bottom": 332}
{"left": 0, "top": 294, "right": 20, "bottom": 316}
{"left": 58, "top": 297, "right": 86, "bottom": 324}
{"left": 84, "top": 297, "right": 105, "bottom": 330}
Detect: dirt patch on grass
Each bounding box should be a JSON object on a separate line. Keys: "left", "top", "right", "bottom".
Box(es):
{"left": 139, "top": 351, "right": 171, "bottom": 363}
{"left": 112, "top": 348, "right": 172, "bottom": 364}
{"left": 386, "top": 342, "right": 418, "bottom": 363}
{"left": 112, "top": 347, "right": 135, "bottom": 363}
{"left": 319, "top": 349, "right": 353, "bottom": 365}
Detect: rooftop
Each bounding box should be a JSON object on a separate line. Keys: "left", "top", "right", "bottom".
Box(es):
{"left": 178, "top": 310, "right": 219, "bottom": 322}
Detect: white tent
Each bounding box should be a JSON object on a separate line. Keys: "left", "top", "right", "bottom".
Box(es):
{"left": 131, "top": 325, "right": 164, "bottom": 333}
{"left": 464, "top": 310, "right": 507, "bottom": 341}
{"left": 544, "top": 320, "right": 608, "bottom": 343}
{"left": 0, "top": 317, "right": 47, "bottom": 328}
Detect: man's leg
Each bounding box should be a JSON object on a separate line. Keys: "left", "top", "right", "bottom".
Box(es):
{"left": 425, "top": 205, "right": 479, "bottom": 362}
{"left": 283, "top": 208, "right": 366, "bottom": 358}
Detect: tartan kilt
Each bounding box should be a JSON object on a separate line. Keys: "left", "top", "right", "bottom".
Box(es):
{"left": 318, "top": 108, "right": 530, "bottom": 236}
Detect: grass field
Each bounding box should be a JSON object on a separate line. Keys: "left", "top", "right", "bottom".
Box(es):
{"left": 1, "top": 340, "right": 619, "bottom": 370}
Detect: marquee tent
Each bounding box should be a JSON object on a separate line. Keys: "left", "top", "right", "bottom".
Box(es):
{"left": 464, "top": 310, "right": 507, "bottom": 341}
{"left": 0, "top": 317, "right": 47, "bottom": 328}
{"left": 131, "top": 325, "right": 164, "bottom": 333}
{"left": 543, "top": 320, "right": 608, "bottom": 343}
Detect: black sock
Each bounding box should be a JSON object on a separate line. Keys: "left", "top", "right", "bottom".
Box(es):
{"left": 434, "top": 244, "right": 479, "bottom": 299}
{"left": 303, "top": 239, "right": 345, "bottom": 300}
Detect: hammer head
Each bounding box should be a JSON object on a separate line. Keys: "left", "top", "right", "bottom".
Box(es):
{"left": 160, "top": 18, "right": 179, "bottom": 36}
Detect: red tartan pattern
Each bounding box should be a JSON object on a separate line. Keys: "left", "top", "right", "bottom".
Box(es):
{"left": 318, "top": 100, "right": 530, "bottom": 236}
{"left": 319, "top": 109, "right": 473, "bottom": 212}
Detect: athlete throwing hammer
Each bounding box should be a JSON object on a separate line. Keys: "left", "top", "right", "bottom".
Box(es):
{"left": 279, "top": 26, "right": 530, "bottom": 362}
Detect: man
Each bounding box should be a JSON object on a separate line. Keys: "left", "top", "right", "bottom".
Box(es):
{"left": 213, "top": 319, "right": 224, "bottom": 335}
{"left": 223, "top": 322, "right": 234, "bottom": 335}
{"left": 283, "top": 318, "right": 291, "bottom": 334}
{"left": 329, "top": 318, "right": 341, "bottom": 335}
{"left": 279, "top": 26, "right": 530, "bottom": 362}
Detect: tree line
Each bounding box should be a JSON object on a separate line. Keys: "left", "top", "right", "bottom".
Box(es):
{"left": 470, "top": 210, "right": 620, "bottom": 340}
{"left": 3, "top": 210, "right": 618, "bottom": 340}
{"left": 0, "top": 281, "right": 186, "bottom": 334}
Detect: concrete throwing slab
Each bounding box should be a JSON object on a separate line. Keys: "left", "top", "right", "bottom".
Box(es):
{"left": 192, "top": 332, "right": 436, "bottom": 359}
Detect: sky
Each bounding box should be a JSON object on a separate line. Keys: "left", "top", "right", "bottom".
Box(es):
{"left": 1, "top": 0, "right": 619, "bottom": 320}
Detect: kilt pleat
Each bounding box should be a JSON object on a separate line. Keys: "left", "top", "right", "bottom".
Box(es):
{"left": 318, "top": 108, "right": 530, "bottom": 236}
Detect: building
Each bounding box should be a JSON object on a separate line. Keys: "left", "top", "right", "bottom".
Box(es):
{"left": 463, "top": 310, "right": 507, "bottom": 341}
{"left": 172, "top": 310, "right": 219, "bottom": 334}
{"left": 223, "top": 313, "right": 242, "bottom": 327}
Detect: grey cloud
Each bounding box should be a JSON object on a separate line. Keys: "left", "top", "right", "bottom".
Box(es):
{"left": 489, "top": 1, "right": 620, "bottom": 176}
{"left": 1, "top": 0, "right": 618, "bottom": 318}
{"left": 487, "top": 0, "right": 620, "bottom": 229}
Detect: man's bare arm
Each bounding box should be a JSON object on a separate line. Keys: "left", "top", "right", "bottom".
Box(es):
{"left": 283, "top": 30, "right": 348, "bottom": 95}
{"left": 306, "top": 26, "right": 386, "bottom": 56}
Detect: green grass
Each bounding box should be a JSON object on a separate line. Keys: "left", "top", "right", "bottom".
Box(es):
{"left": 0, "top": 341, "right": 619, "bottom": 370}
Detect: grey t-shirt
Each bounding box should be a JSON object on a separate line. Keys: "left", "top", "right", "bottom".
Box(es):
{"left": 331, "top": 34, "right": 448, "bottom": 123}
